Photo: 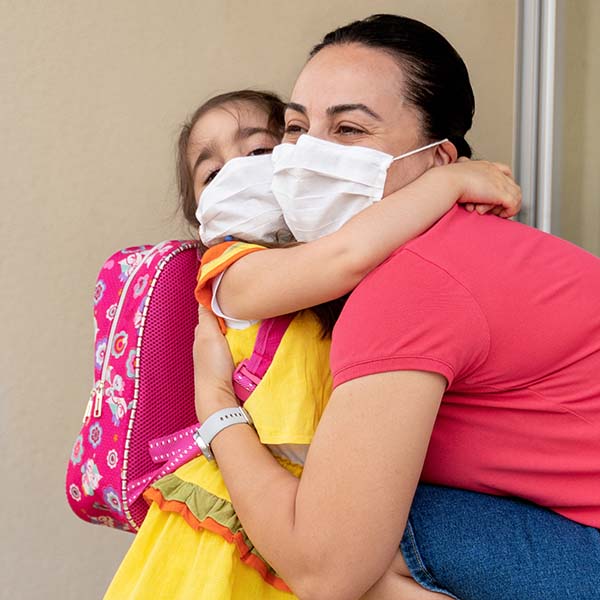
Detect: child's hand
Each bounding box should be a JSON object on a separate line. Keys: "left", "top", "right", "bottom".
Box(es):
{"left": 447, "top": 157, "right": 522, "bottom": 218}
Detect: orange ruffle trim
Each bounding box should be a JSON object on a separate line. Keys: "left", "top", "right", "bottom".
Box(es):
{"left": 144, "top": 487, "right": 291, "bottom": 593}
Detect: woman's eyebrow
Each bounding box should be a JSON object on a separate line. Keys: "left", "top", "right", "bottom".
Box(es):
{"left": 285, "top": 102, "right": 307, "bottom": 115}
{"left": 326, "top": 103, "right": 382, "bottom": 120}
{"left": 284, "top": 102, "right": 381, "bottom": 121}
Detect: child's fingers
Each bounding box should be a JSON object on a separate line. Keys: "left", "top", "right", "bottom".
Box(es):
{"left": 196, "top": 305, "right": 224, "bottom": 340}
{"left": 492, "top": 162, "right": 514, "bottom": 178}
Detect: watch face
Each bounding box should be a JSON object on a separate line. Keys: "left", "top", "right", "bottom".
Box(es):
{"left": 242, "top": 408, "right": 253, "bottom": 426}
{"left": 193, "top": 431, "right": 213, "bottom": 460}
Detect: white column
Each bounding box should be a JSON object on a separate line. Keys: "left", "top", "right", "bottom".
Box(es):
{"left": 514, "top": 0, "right": 558, "bottom": 232}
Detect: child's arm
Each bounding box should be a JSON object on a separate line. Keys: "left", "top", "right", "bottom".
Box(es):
{"left": 217, "top": 159, "right": 521, "bottom": 321}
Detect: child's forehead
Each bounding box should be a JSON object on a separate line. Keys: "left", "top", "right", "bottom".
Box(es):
{"left": 192, "top": 102, "right": 270, "bottom": 141}
{"left": 186, "top": 101, "right": 275, "bottom": 165}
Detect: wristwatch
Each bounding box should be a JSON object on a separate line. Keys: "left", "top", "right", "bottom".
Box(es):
{"left": 193, "top": 406, "right": 254, "bottom": 461}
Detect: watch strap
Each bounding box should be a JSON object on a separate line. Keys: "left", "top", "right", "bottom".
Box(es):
{"left": 194, "top": 407, "right": 252, "bottom": 460}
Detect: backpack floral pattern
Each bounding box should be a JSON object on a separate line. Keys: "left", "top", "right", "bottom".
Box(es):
{"left": 65, "top": 241, "right": 200, "bottom": 533}
{"left": 66, "top": 245, "right": 154, "bottom": 531}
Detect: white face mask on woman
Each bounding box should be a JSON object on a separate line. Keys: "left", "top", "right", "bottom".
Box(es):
{"left": 195, "top": 154, "right": 292, "bottom": 247}
{"left": 271, "top": 135, "right": 448, "bottom": 242}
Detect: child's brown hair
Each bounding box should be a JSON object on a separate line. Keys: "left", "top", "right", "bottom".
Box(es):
{"left": 176, "top": 90, "right": 285, "bottom": 229}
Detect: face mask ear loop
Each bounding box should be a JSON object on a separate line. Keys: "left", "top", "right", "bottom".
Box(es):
{"left": 391, "top": 138, "right": 450, "bottom": 162}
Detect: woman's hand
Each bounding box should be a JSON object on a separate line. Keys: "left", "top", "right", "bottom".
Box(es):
{"left": 193, "top": 305, "right": 239, "bottom": 423}
{"left": 445, "top": 157, "right": 522, "bottom": 218}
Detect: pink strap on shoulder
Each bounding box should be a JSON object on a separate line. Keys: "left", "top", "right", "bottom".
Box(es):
{"left": 233, "top": 314, "right": 295, "bottom": 403}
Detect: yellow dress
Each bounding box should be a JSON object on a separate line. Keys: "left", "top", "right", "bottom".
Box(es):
{"left": 104, "top": 243, "right": 333, "bottom": 599}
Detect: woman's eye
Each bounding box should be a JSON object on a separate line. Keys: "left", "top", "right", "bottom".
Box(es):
{"left": 204, "top": 168, "right": 220, "bottom": 185}
{"left": 337, "top": 125, "right": 364, "bottom": 135}
{"left": 284, "top": 124, "right": 307, "bottom": 135}
{"left": 248, "top": 147, "right": 274, "bottom": 156}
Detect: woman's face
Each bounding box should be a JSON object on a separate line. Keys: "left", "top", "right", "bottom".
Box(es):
{"left": 187, "top": 102, "right": 279, "bottom": 203}
{"left": 284, "top": 43, "right": 455, "bottom": 196}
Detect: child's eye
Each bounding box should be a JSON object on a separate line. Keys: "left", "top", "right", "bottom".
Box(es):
{"left": 204, "top": 168, "right": 220, "bottom": 185}
{"left": 248, "top": 147, "right": 274, "bottom": 156}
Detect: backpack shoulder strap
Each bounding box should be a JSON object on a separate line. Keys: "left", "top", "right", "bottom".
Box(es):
{"left": 233, "top": 313, "right": 296, "bottom": 403}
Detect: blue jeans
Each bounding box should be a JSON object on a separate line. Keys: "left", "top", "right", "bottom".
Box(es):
{"left": 400, "top": 484, "right": 600, "bottom": 600}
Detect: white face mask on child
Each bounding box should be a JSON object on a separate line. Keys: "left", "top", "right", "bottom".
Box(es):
{"left": 196, "top": 154, "right": 292, "bottom": 247}
{"left": 271, "top": 135, "right": 448, "bottom": 242}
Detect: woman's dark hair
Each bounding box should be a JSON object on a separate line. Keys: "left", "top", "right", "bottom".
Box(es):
{"left": 310, "top": 14, "right": 475, "bottom": 158}
{"left": 176, "top": 89, "right": 345, "bottom": 337}
{"left": 176, "top": 90, "right": 285, "bottom": 230}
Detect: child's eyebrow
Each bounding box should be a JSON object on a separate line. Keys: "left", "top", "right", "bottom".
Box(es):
{"left": 235, "top": 126, "right": 276, "bottom": 140}
{"left": 191, "top": 146, "right": 215, "bottom": 176}
{"left": 192, "top": 128, "right": 275, "bottom": 175}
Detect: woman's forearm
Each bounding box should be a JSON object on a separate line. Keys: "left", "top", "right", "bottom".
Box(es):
{"left": 208, "top": 420, "right": 307, "bottom": 576}
{"left": 199, "top": 392, "right": 313, "bottom": 594}
{"left": 196, "top": 370, "right": 445, "bottom": 600}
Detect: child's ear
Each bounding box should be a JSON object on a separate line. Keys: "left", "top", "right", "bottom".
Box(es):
{"left": 434, "top": 141, "right": 458, "bottom": 166}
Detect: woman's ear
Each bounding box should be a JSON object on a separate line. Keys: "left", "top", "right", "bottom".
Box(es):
{"left": 434, "top": 141, "right": 458, "bottom": 166}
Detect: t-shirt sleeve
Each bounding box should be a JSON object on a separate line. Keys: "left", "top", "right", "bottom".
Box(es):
{"left": 210, "top": 272, "right": 257, "bottom": 330}
{"left": 194, "top": 241, "right": 266, "bottom": 332}
{"left": 330, "top": 249, "right": 490, "bottom": 389}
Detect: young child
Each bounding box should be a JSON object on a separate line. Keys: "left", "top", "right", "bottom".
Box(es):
{"left": 104, "top": 90, "right": 519, "bottom": 600}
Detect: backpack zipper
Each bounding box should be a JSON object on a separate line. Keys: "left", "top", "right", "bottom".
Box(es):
{"left": 84, "top": 244, "right": 161, "bottom": 422}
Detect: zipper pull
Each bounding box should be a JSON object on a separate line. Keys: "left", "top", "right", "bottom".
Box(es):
{"left": 83, "top": 390, "right": 94, "bottom": 424}
{"left": 93, "top": 381, "right": 104, "bottom": 418}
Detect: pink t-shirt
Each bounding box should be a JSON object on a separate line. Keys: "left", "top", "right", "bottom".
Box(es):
{"left": 331, "top": 206, "right": 600, "bottom": 527}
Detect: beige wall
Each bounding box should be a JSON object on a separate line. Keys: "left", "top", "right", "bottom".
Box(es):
{"left": 559, "top": 0, "right": 600, "bottom": 256}
{"left": 1, "top": 1, "right": 516, "bottom": 597}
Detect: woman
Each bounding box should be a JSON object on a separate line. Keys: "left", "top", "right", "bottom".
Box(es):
{"left": 194, "top": 14, "right": 600, "bottom": 600}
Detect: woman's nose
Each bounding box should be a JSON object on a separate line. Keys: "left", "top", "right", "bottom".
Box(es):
{"left": 306, "top": 122, "right": 335, "bottom": 143}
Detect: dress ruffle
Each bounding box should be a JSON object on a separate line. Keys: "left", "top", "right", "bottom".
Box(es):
{"left": 145, "top": 474, "right": 291, "bottom": 593}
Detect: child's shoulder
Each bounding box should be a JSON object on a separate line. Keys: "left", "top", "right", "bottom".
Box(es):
{"left": 195, "top": 242, "right": 267, "bottom": 326}
{"left": 199, "top": 241, "right": 266, "bottom": 280}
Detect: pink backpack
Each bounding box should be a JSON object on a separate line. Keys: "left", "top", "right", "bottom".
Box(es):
{"left": 66, "top": 240, "right": 293, "bottom": 533}
{"left": 66, "top": 241, "right": 202, "bottom": 532}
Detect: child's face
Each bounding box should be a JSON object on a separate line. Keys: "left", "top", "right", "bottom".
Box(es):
{"left": 187, "top": 102, "right": 280, "bottom": 204}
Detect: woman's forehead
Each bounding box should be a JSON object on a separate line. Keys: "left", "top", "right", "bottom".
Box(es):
{"left": 290, "top": 44, "right": 406, "bottom": 115}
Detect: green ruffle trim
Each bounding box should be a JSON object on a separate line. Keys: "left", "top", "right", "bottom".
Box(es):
{"left": 150, "top": 473, "right": 272, "bottom": 571}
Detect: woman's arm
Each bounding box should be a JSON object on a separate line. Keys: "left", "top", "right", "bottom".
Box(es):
{"left": 217, "top": 160, "right": 520, "bottom": 320}
{"left": 194, "top": 309, "right": 445, "bottom": 600}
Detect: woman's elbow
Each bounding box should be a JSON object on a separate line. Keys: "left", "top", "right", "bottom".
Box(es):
{"left": 288, "top": 568, "right": 366, "bottom": 600}
{"left": 292, "top": 582, "right": 355, "bottom": 600}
